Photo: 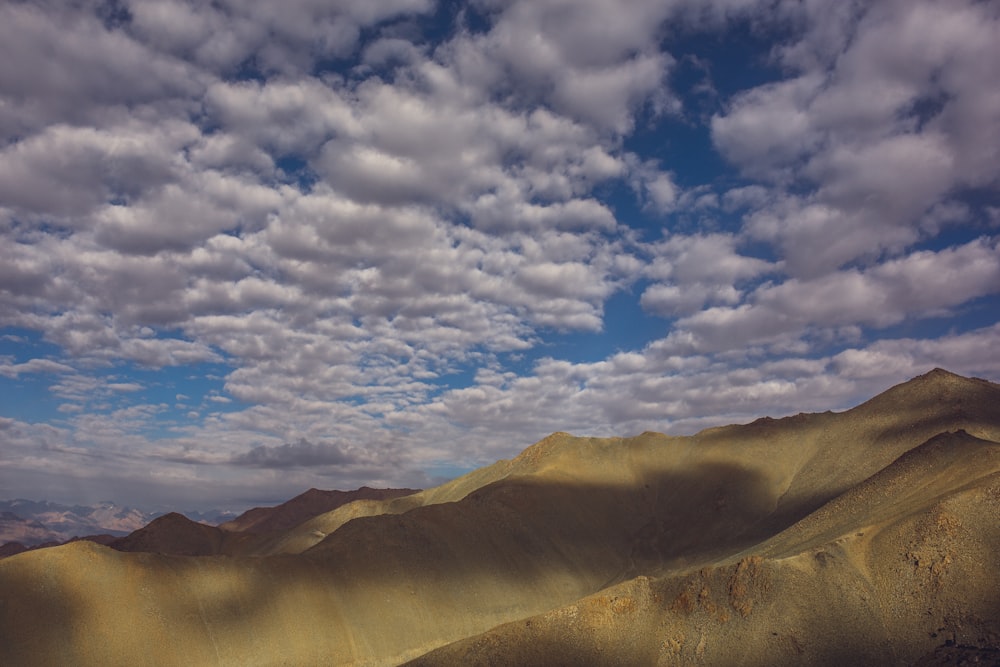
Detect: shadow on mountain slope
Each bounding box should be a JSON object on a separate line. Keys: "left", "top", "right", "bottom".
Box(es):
{"left": 408, "top": 431, "right": 1000, "bottom": 667}
{"left": 220, "top": 487, "right": 420, "bottom": 534}
{"left": 1, "top": 369, "right": 999, "bottom": 667}
{"left": 0, "top": 462, "right": 793, "bottom": 667}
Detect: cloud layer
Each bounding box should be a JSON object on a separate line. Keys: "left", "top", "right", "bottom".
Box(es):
{"left": 1, "top": 0, "right": 998, "bottom": 510}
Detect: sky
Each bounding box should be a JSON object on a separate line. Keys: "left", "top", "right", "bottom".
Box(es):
{"left": 1, "top": 0, "right": 999, "bottom": 513}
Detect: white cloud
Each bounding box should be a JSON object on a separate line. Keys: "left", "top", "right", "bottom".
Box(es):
{"left": 711, "top": 74, "right": 824, "bottom": 178}
{"left": 713, "top": 0, "right": 1000, "bottom": 275}
{"left": 640, "top": 233, "right": 776, "bottom": 316}
{"left": 0, "top": 120, "right": 197, "bottom": 220}
{"left": 0, "top": 358, "right": 74, "bottom": 379}
{"left": 658, "top": 238, "right": 1000, "bottom": 353}
{"left": 0, "top": 0, "right": 998, "bottom": 510}
{"left": 452, "top": 0, "right": 678, "bottom": 132}
{"left": 641, "top": 283, "right": 742, "bottom": 317}
{"left": 204, "top": 78, "right": 359, "bottom": 157}
{"left": 0, "top": 2, "right": 204, "bottom": 137}
{"left": 645, "top": 233, "right": 774, "bottom": 284}
{"left": 125, "top": 0, "right": 434, "bottom": 74}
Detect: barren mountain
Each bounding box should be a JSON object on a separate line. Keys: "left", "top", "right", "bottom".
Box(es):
{"left": 109, "top": 512, "right": 249, "bottom": 557}
{"left": 108, "top": 487, "right": 420, "bottom": 558}
{"left": 219, "top": 486, "right": 419, "bottom": 534}
{"left": 1, "top": 369, "right": 998, "bottom": 666}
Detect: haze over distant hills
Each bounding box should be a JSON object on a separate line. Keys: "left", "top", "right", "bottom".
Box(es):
{"left": 0, "top": 487, "right": 419, "bottom": 559}
{"left": 1, "top": 369, "right": 998, "bottom": 666}
{"left": 0, "top": 499, "right": 156, "bottom": 547}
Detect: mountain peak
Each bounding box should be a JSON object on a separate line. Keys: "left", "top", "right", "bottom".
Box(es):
{"left": 854, "top": 368, "right": 999, "bottom": 413}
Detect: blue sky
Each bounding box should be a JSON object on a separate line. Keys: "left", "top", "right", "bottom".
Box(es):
{"left": 1, "top": 0, "right": 999, "bottom": 512}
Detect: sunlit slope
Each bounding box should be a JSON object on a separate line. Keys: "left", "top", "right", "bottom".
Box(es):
{"left": 104, "top": 489, "right": 423, "bottom": 559}
{"left": 251, "top": 369, "right": 1000, "bottom": 559}
{"left": 409, "top": 430, "right": 1000, "bottom": 666}
{"left": 248, "top": 457, "right": 519, "bottom": 555}
{"left": 0, "top": 369, "right": 998, "bottom": 667}
{"left": 219, "top": 487, "right": 419, "bottom": 534}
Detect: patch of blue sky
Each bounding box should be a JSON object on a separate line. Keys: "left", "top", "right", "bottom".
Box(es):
{"left": 231, "top": 55, "right": 266, "bottom": 83}
{"left": 0, "top": 370, "right": 61, "bottom": 423}
{"left": 481, "top": 287, "right": 669, "bottom": 381}
{"left": 423, "top": 461, "right": 477, "bottom": 485}
{"left": 678, "top": 23, "right": 792, "bottom": 99}
{"left": 0, "top": 328, "right": 70, "bottom": 422}
{"left": 275, "top": 155, "right": 319, "bottom": 191}
{"left": 314, "top": 0, "right": 489, "bottom": 82}
{"left": 423, "top": 364, "right": 480, "bottom": 396}
{"left": 0, "top": 333, "right": 248, "bottom": 436}
{"left": 626, "top": 16, "right": 794, "bottom": 187}
{"left": 91, "top": 361, "right": 249, "bottom": 441}
{"left": 95, "top": 0, "right": 131, "bottom": 30}
{"left": 598, "top": 180, "right": 661, "bottom": 238}
{"left": 127, "top": 361, "right": 235, "bottom": 406}
{"left": 419, "top": 301, "right": 663, "bottom": 397}
{"left": 911, "top": 228, "right": 999, "bottom": 258}
{"left": 312, "top": 3, "right": 445, "bottom": 81}
{"left": 626, "top": 116, "right": 733, "bottom": 194}
{"left": 0, "top": 327, "right": 61, "bottom": 361}
{"left": 912, "top": 189, "right": 1000, "bottom": 250}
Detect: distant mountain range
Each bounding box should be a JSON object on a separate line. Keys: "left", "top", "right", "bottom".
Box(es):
{"left": 0, "top": 499, "right": 240, "bottom": 556}
{"left": 1, "top": 369, "right": 998, "bottom": 666}
{"left": 0, "top": 487, "right": 419, "bottom": 558}
{"left": 0, "top": 499, "right": 156, "bottom": 547}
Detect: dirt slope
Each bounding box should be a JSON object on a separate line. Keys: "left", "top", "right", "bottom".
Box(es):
{"left": 110, "top": 512, "right": 256, "bottom": 557}
{"left": 408, "top": 430, "right": 1000, "bottom": 666}
{"left": 219, "top": 487, "right": 419, "bottom": 534}
{"left": 0, "top": 368, "right": 997, "bottom": 667}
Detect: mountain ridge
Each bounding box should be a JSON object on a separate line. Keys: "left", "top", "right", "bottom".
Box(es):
{"left": 1, "top": 369, "right": 998, "bottom": 666}
{"left": 219, "top": 486, "right": 420, "bottom": 534}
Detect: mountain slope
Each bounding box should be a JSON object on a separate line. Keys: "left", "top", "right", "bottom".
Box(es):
{"left": 0, "top": 369, "right": 998, "bottom": 666}
{"left": 242, "top": 369, "right": 1000, "bottom": 560}
{"left": 408, "top": 430, "right": 1000, "bottom": 665}
{"left": 110, "top": 512, "right": 252, "bottom": 557}
{"left": 105, "top": 487, "right": 422, "bottom": 558}
{"left": 219, "top": 486, "right": 419, "bottom": 534}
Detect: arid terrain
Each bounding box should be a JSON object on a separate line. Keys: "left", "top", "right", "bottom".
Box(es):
{"left": 1, "top": 368, "right": 998, "bottom": 666}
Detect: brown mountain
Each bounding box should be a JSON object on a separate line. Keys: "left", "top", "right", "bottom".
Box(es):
{"left": 0, "top": 368, "right": 998, "bottom": 666}
{"left": 219, "top": 486, "right": 419, "bottom": 534}
{"left": 110, "top": 512, "right": 242, "bottom": 557}
{"left": 106, "top": 487, "right": 421, "bottom": 558}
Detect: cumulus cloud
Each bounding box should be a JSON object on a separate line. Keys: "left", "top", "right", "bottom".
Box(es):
{"left": 0, "top": 0, "right": 997, "bottom": 509}
{"left": 712, "top": 0, "right": 1000, "bottom": 275}
{"left": 655, "top": 238, "right": 1000, "bottom": 354}
{"left": 461, "top": 0, "right": 678, "bottom": 132}
{"left": 0, "top": 359, "right": 74, "bottom": 379}
{"left": 124, "top": 0, "right": 435, "bottom": 74}
{"left": 640, "top": 233, "right": 776, "bottom": 316}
